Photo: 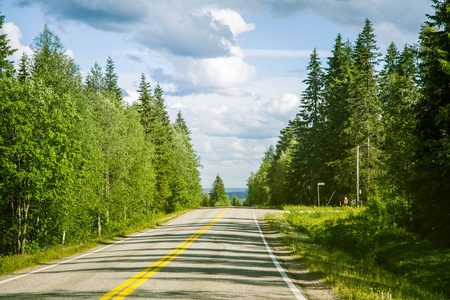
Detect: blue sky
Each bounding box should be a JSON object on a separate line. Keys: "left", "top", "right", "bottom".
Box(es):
{"left": 1, "top": 0, "right": 432, "bottom": 188}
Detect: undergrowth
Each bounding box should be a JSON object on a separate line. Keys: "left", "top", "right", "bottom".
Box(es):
{"left": 267, "top": 206, "right": 449, "bottom": 299}
{"left": 0, "top": 209, "right": 190, "bottom": 276}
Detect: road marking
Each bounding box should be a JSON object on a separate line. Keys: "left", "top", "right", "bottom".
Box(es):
{"left": 100, "top": 207, "right": 229, "bottom": 300}
{"left": 252, "top": 208, "right": 307, "bottom": 300}
{"left": 0, "top": 210, "right": 198, "bottom": 286}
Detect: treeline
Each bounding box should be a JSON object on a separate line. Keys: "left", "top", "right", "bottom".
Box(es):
{"left": 248, "top": 0, "right": 450, "bottom": 244}
{"left": 0, "top": 19, "right": 202, "bottom": 254}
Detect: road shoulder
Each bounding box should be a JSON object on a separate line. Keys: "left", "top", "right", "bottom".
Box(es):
{"left": 255, "top": 210, "right": 338, "bottom": 300}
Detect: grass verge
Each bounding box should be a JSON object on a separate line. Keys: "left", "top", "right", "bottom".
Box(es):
{"left": 266, "top": 206, "right": 449, "bottom": 300}
{"left": 0, "top": 209, "right": 192, "bottom": 277}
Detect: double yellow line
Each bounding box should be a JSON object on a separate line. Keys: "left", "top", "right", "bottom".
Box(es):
{"left": 100, "top": 208, "right": 229, "bottom": 300}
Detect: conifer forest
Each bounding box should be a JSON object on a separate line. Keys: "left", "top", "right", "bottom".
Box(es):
{"left": 247, "top": 1, "right": 450, "bottom": 245}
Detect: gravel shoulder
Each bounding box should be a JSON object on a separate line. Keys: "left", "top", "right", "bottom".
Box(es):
{"left": 254, "top": 209, "right": 338, "bottom": 300}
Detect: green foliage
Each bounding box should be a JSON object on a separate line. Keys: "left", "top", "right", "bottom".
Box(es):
{"left": 346, "top": 18, "right": 383, "bottom": 203}
{"left": 412, "top": 0, "right": 450, "bottom": 243}
{"left": 85, "top": 62, "right": 105, "bottom": 93}
{"left": 137, "top": 75, "right": 177, "bottom": 210}
{"left": 168, "top": 123, "right": 202, "bottom": 211}
{"left": 322, "top": 35, "right": 353, "bottom": 201}
{"left": 0, "top": 11, "right": 16, "bottom": 77}
{"left": 201, "top": 192, "right": 210, "bottom": 207}
{"left": 0, "top": 23, "right": 202, "bottom": 256}
{"left": 104, "top": 56, "right": 122, "bottom": 105}
{"left": 209, "top": 175, "right": 229, "bottom": 207}
{"left": 250, "top": 2, "right": 450, "bottom": 252}
{"left": 17, "top": 52, "right": 30, "bottom": 82}
{"left": 230, "top": 196, "right": 243, "bottom": 206}
{"left": 175, "top": 110, "right": 191, "bottom": 138}
{"left": 0, "top": 209, "right": 190, "bottom": 276}
{"left": 31, "top": 24, "right": 82, "bottom": 95}
{"left": 289, "top": 49, "right": 326, "bottom": 205}
{"left": 268, "top": 207, "right": 449, "bottom": 299}
{"left": 380, "top": 44, "right": 419, "bottom": 206}
{"left": 246, "top": 147, "right": 273, "bottom": 206}
{"left": 0, "top": 77, "right": 78, "bottom": 254}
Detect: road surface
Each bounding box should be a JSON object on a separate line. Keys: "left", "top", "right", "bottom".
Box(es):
{"left": 0, "top": 207, "right": 309, "bottom": 299}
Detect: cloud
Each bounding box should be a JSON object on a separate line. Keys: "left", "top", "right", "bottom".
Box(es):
{"left": 64, "top": 48, "right": 74, "bottom": 59}
{"left": 244, "top": 49, "right": 332, "bottom": 58}
{"left": 0, "top": 22, "right": 33, "bottom": 64}
{"left": 18, "top": 0, "right": 149, "bottom": 32}
{"left": 166, "top": 92, "right": 299, "bottom": 140}
{"left": 22, "top": 0, "right": 256, "bottom": 59}
{"left": 208, "top": 8, "right": 255, "bottom": 36}
{"left": 374, "top": 21, "right": 419, "bottom": 49}
{"left": 256, "top": 0, "right": 431, "bottom": 33}
{"left": 135, "top": 8, "right": 235, "bottom": 58}
{"left": 151, "top": 56, "right": 258, "bottom": 96}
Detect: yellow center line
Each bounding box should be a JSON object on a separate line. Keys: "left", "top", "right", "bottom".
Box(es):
{"left": 100, "top": 207, "right": 229, "bottom": 300}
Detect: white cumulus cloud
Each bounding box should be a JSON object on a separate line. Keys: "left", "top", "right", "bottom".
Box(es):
{"left": 0, "top": 22, "right": 33, "bottom": 64}
{"left": 208, "top": 8, "right": 255, "bottom": 36}
{"left": 152, "top": 56, "right": 258, "bottom": 96}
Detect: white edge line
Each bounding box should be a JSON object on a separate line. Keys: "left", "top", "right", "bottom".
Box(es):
{"left": 252, "top": 208, "right": 307, "bottom": 300}
{"left": 0, "top": 209, "right": 198, "bottom": 285}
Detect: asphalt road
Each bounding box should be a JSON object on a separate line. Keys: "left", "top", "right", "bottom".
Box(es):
{"left": 0, "top": 207, "right": 307, "bottom": 299}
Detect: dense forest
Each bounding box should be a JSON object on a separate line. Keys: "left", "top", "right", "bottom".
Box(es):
{"left": 0, "top": 16, "right": 203, "bottom": 254}
{"left": 247, "top": 0, "right": 450, "bottom": 244}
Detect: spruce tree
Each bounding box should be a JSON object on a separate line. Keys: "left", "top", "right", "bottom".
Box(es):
{"left": 298, "top": 48, "right": 325, "bottom": 129}
{"left": 346, "top": 18, "right": 382, "bottom": 202}
{"left": 413, "top": 0, "right": 450, "bottom": 242}
{"left": 105, "top": 56, "right": 122, "bottom": 105}
{"left": 137, "top": 77, "right": 174, "bottom": 211}
{"left": 289, "top": 49, "right": 326, "bottom": 204}
{"left": 322, "top": 35, "right": 354, "bottom": 202}
{"left": 380, "top": 43, "right": 419, "bottom": 224}
{"left": 170, "top": 122, "right": 202, "bottom": 210}
{"left": 209, "top": 175, "right": 229, "bottom": 207}
{"left": 175, "top": 110, "right": 191, "bottom": 138}
{"left": 137, "top": 73, "right": 154, "bottom": 135}
{"left": 0, "top": 11, "right": 16, "bottom": 77}
{"left": 85, "top": 62, "right": 105, "bottom": 92}
{"left": 17, "top": 52, "right": 30, "bottom": 82}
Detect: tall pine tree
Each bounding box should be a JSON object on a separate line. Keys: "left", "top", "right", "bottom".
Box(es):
{"left": 413, "top": 0, "right": 450, "bottom": 242}
{"left": 17, "top": 52, "right": 30, "bottom": 82}
{"left": 346, "top": 19, "right": 382, "bottom": 203}
{"left": 209, "top": 175, "right": 229, "bottom": 207}
{"left": 0, "top": 11, "right": 16, "bottom": 77}
{"left": 322, "top": 35, "right": 354, "bottom": 202}
{"left": 105, "top": 56, "right": 122, "bottom": 105}
{"left": 380, "top": 43, "right": 419, "bottom": 220}
{"left": 137, "top": 76, "right": 174, "bottom": 211}
{"left": 290, "top": 49, "right": 326, "bottom": 204}
{"left": 85, "top": 62, "right": 105, "bottom": 93}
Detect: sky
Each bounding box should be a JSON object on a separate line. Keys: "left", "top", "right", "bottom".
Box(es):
{"left": 1, "top": 0, "right": 433, "bottom": 188}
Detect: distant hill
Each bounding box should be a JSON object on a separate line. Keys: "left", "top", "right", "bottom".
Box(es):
{"left": 203, "top": 188, "right": 248, "bottom": 200}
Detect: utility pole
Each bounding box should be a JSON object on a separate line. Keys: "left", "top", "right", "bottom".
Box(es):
{"left": 356, "top": 146, "right": 360, "bottom": 206}
{"left": 317, "top": 182, "right": 325, "bottom": 207}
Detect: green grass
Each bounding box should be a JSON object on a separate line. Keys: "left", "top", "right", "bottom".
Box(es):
{"left": 266, "top": 206, "right": 449, "bottom": 300}
{"left": 0, "top": 209, "right": 191, "bottom": 276}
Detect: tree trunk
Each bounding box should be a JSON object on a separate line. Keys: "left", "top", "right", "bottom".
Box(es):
{"left": 98, "top": 214, "right": 102, "bottom": 237}
{"left": 17, "top": 199, "right": 30, "bottom": 254}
